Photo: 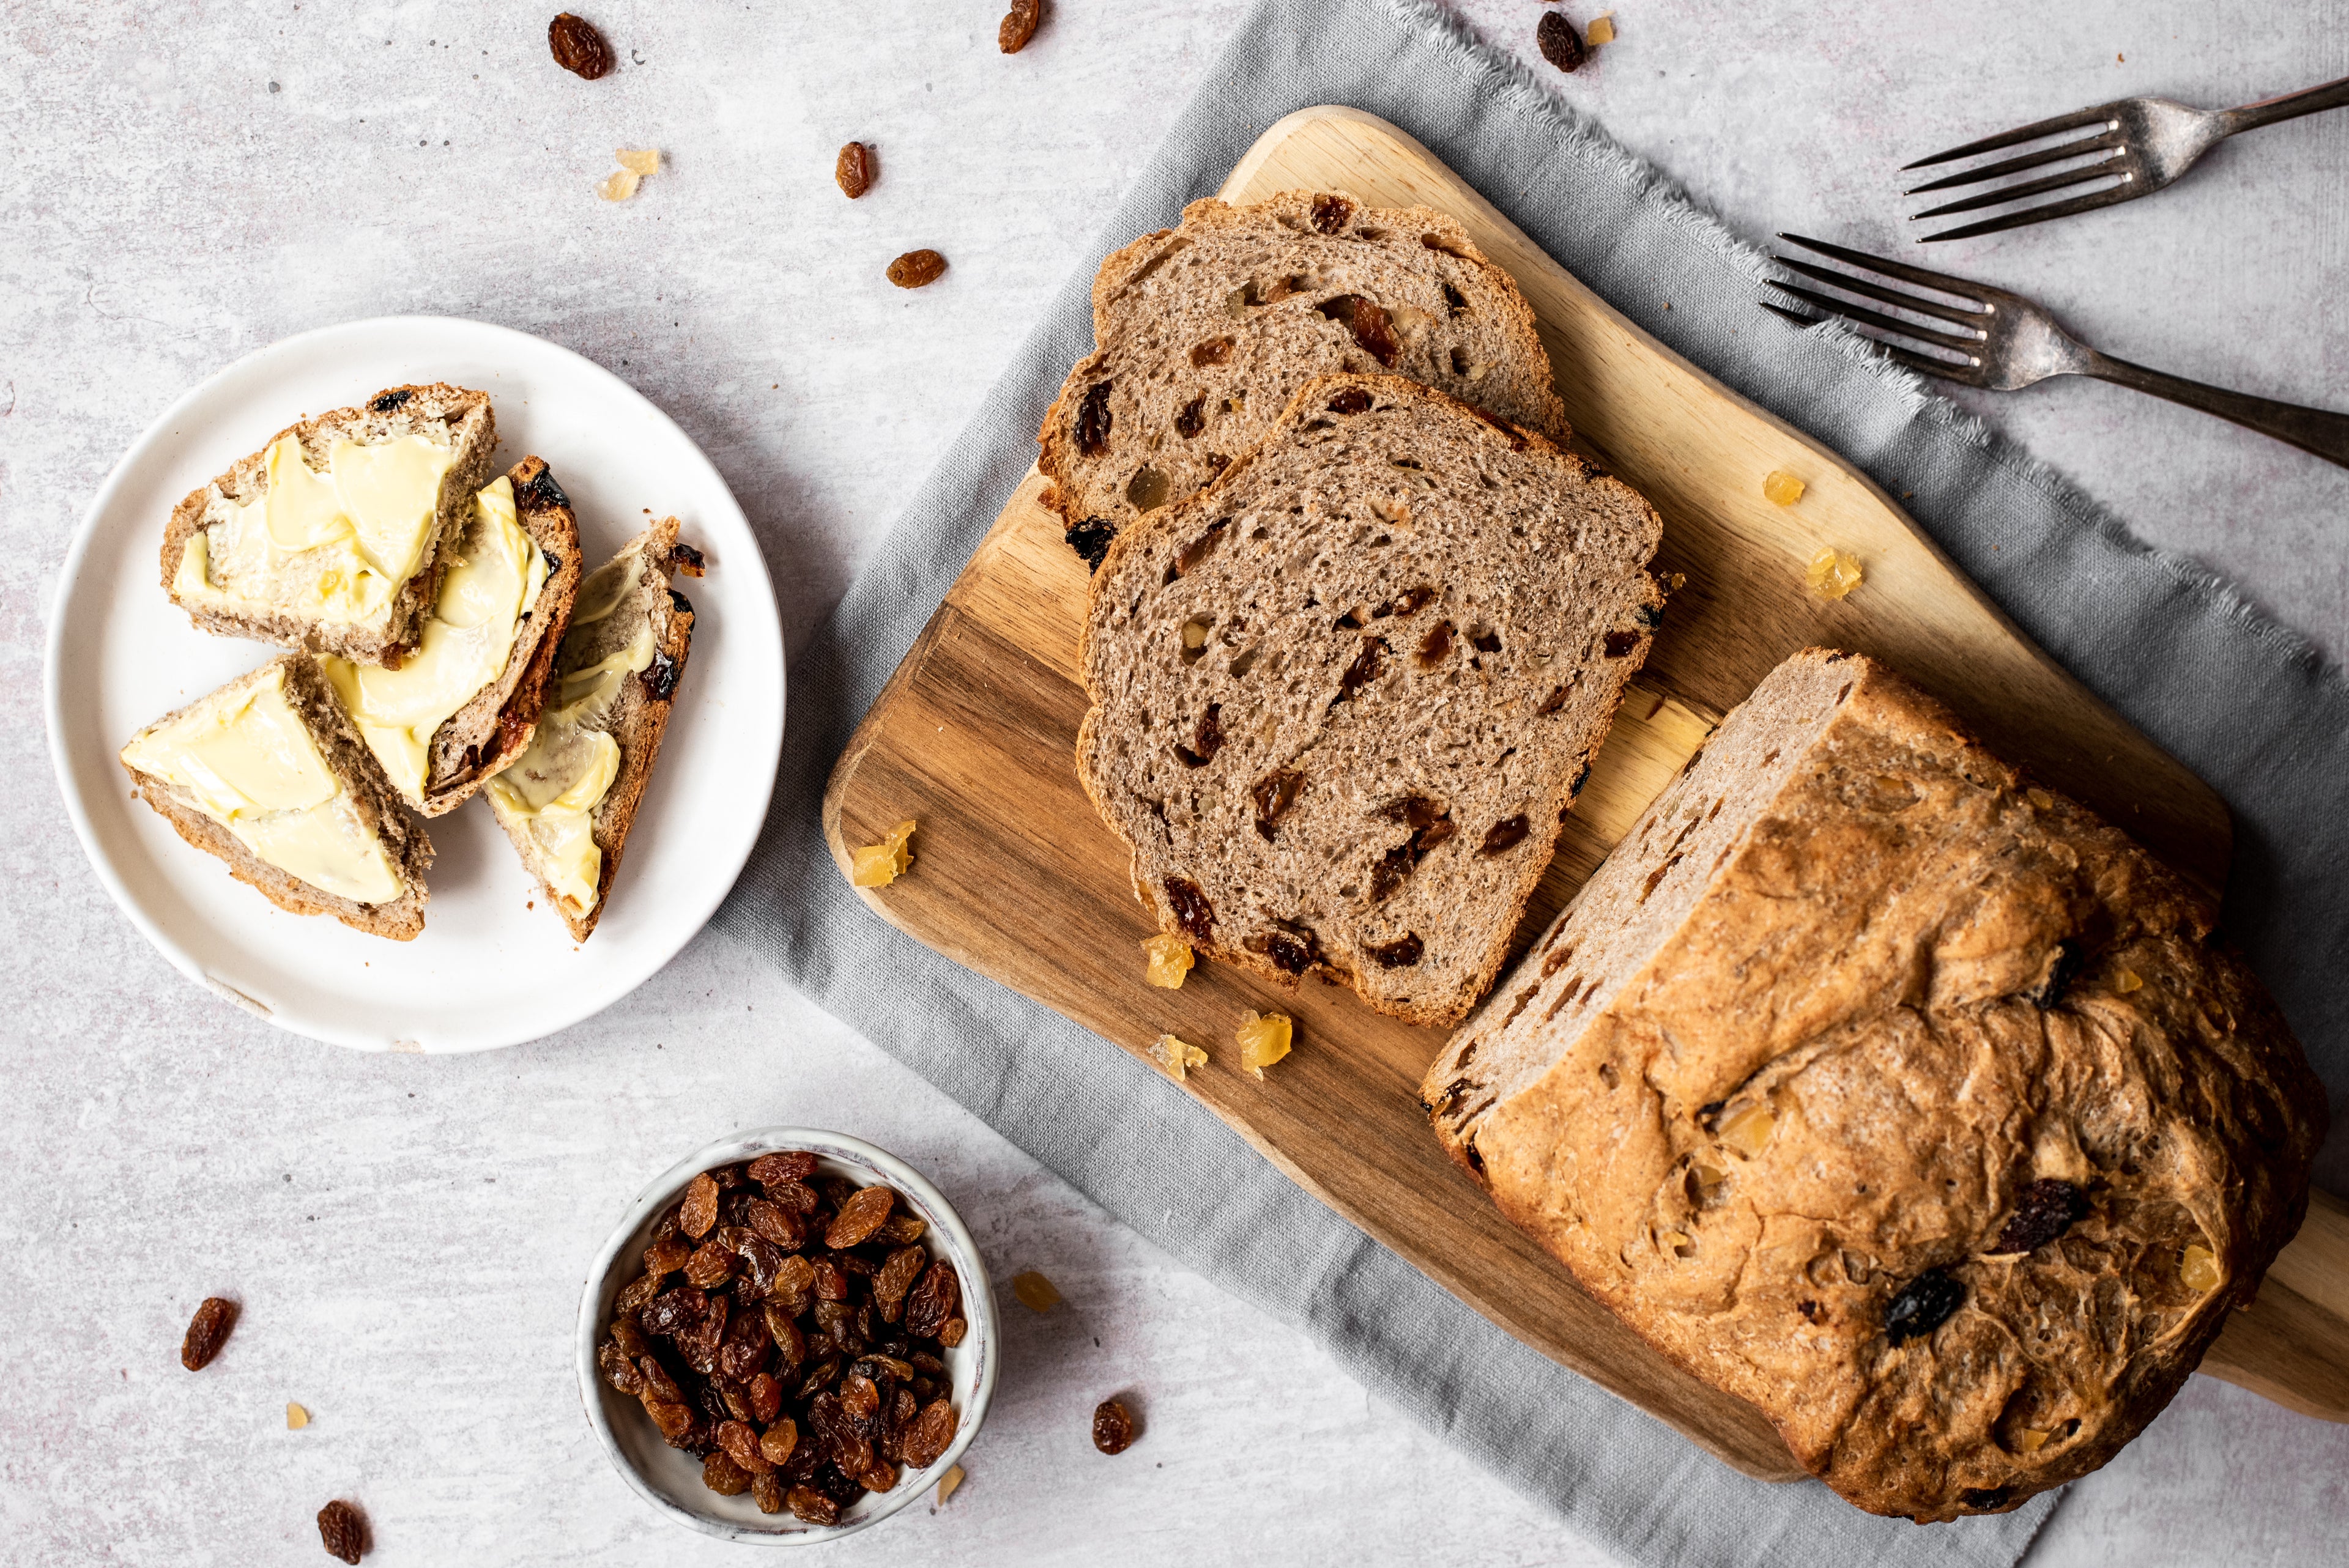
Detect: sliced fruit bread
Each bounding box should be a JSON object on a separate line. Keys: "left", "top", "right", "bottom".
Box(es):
{"left": 119, "top": 653, "right": 432, "bottom": 939}
{"left": 1041, "top": 190, "right": 1568, "bottom": 566}
{"left": 485, "top": 517, "right": 700, "bottom": 941}
{"left": 1077, "top": 372, "right": 1663, "bottom": 1027}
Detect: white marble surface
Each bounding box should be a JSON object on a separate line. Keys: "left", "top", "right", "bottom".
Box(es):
{"left": 5, "top": 2, "right": 2346, "bottom": 1563}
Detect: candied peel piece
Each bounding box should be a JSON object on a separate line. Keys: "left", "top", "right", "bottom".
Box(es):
{"left": 1141, "top": 933, "right": 1194, "bottom": 988}
{"left": 1234, "top": 1009, "right": 1292, "bottom": 1080}
{"left": 936, "top": 1462, "right": 966, "bottom": 1507}
{"left": 597, "top": 168, "right": 640, "bottom": 202}
{"left": 1012, "top": 1270, "right": 1061, "bottom": 1312}
{"left": 286, "top": 1402, "right": 310, "bottom": 1430}
{"left": 1763, "top": 470, "right": 1807, "bottom": 506}
{"left": 2115, "top": 968, "right": 2145, "bottom": 993}
{"left": 2017, "top": 1427, "right": 2052, "bottom": 1453}
{"left": 2180, "top": 1243, "right": 2222, "bottom": 1293}
{"left": 1587, "top": 13, "right": 1617, "bottom": 45}
{"left": 852, "top": 820, "right": 918, "bottom": 887}
{"left": 617, "top": 147, "right": 661, "bottom": 178}
{"left": 1149, "top": 1033, "right": 1208, "bottom": 1081}
{"left": 1718, "top": 1101, "right": 1775, "bottom": 1157}
{"left": 1806, "top": 547, "right": 1862, "bottom": 600}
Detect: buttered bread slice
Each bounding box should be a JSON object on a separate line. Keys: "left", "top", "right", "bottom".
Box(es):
{"left": 1078, "top": 373, "right": 1663, "bottom": 1027}
{"left": 163, "top": 384, "right": 496, "bottom": 665}
{"left": 319, "top": 457, "right": 584, "bottom": 816}
{"left": 120, "top": 654, "right": 431, "bottom": 939}
{"left": 486, "top": 517, "right": 699, "bottom": 941}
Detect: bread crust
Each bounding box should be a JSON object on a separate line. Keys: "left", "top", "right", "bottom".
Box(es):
{"left": 488, "top": 519, "right": 696, "bottom": 942}
{"left": 1039, "top": 191, "right": 1567, "bottom": 553}
{"left": 160, "top": 384, "right": 495, "bottom": 665}
{"left": 1077, "top": 371, "right": 1661, "bottom": 1027}
{"left": 1422, "top": 649, "right": 2326, "bottom": 1520}
{"left": 411, "top": 457, "right": 586, "bottom": 815}
{"left": 120, "top": 654, "right": 432, "bottom": 939}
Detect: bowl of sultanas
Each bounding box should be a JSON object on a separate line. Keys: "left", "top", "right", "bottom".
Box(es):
{"left": 577, "top": 1129, "right": 996, "bottom": 1542}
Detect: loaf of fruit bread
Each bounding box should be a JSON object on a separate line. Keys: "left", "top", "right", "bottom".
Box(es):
{"left": 486, "top": 516, "right": 699, "bottom": 941}
{"left": 162, "top": 384, "right": 497, "bottom": 665}
{"left": 1077, "top": 371, "right": 1663, "bottom": 1027}
{"left": 119, "top": 653, "right": 432, "bottom": 939}
{"left": 1420, "top": 648, "right": 2325, "bottom": 1520}
{"left": 1041, "top": 190, "right": 1567, "bottom": 566}
{"left": 320, "top": 456, "right": 585, "bottom": 816}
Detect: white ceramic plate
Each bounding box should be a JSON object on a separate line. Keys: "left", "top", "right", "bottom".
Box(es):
{"left": 45, "top": 316, "right": 785, "bottom": 1052}
{"left": 577, "top": 1129, "right": 996, "bottom": 1545}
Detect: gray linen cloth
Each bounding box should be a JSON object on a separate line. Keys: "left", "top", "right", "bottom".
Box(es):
{"left": 721, "top": 0, "right": 2348, "bottom": 1562}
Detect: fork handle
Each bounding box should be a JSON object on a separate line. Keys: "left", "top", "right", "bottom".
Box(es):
{"left": 2083, "top": 354, "right": 2349, "bottom": 469}
{"left": 2222, "top": 75, "right": 2349, "bottom": 136}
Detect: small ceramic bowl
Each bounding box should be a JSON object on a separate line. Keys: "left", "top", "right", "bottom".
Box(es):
{"left": 577, "top": 1128, "right": 998, "bottom": 1544}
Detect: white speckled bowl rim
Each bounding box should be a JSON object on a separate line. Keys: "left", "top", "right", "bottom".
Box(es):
{"left": 576, "top": 1129, "right": 997, "bottom": 1544}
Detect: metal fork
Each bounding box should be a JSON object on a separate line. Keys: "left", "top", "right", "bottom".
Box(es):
{"left": 1903, "top": 75, "right": 2349, "bottom": 242}
{"left": 1762, "top": 234, "right": 2349, "bottom": 469}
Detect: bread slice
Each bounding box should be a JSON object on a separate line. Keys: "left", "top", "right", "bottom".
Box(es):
{"left": 321, "top": 457, "right": 586, "bottom": 816}
{"left": 162, "top": 384, "right": 496, "bottom": 665}
{"left": 485, "top": 517, "right": 699, "bottom": 941}
{"left": 119, "top": 654, "right": 432, "bottom": 940}
{"left": 1077, "top": 372, "right": 1663, "bottom": 1027}
{"left": 1040, "top": 190, "right": 1568, "bottom": 566}
{"left": 1421, "top": 649, "right": 2325, "bottom": 1521}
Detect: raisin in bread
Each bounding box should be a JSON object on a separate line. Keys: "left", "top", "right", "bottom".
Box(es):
{"left": 486, "top": 518, "right": 699, "bottom": 941}
{"left": 1422, "top": 648, "right": 2325, "bottom": 1520}
{"left": 119, "top": 654, "right": 432, "bottom": 940}
{"left": 1077, "top": 372, "right": 1663, "bottom": 1027}
{"left": 1041, "top": 190, "right": 1567, "bottom": 566}
{"left": 162, "top": 384, "right": 497, "bottom": 665}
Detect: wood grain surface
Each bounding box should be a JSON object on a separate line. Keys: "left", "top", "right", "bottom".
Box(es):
{"left": 823, "top": 106, "right": 2346, "bottom": 1478}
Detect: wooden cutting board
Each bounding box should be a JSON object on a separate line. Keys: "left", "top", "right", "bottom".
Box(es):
{"left": 825, "top": 106, "right": 2349, "bottom": 1476}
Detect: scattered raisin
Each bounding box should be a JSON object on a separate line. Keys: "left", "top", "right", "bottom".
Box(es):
{"left": 1249, "top": 923, "right": 1319, "bottom": 975}
{"left": 368, "top": 387, "right": 414, "bottom": 413}
{"left": 1961, "top": 1487, "right": 2012, "bottom": 1510}
{"left": 752, "top": 1471, "right": 785, "bottom": 1514}
{"left": 513, "top": 462, "right": 568, "bottom": 511}
{"left": 684, "top": 1241, "right": 735, "bottom": 1290}
{"left": 1174, "top": 396, "right": 1207, "bottom": 438}
{"left": 1326, "top": 386, "right": 1373, "bottom": 414}
{"left": 1164, "top": 876, "right": 1215, "bottom": 942}
{"left": 1092, "top": 1398, "right": 1136, "bottom": 1455}
{"left": 1537, "top": 10, "right": 1586, "bottom": 73}
{"left": 744, "top": 1198, "right": 804, "bottom": 1251}
{"left": 680, "top": 1172, "right": 720, "bottom": 1238}
{"left": 1311, "top": 193, "right": 1356, "bottom": 232}
{"left": 1190, "top": 336, "right": 1234, "bottom": 367}
{"left": 1884, "top": 1268, "right": 1965, "bottom": 1345}
{"left": 1367, "top": 933, "right": 1425, "bottom": 968}
{"left": 640, "top": 646, "right": 681, "bottom": 701}
{"left": 835, "top": 141, "right": 875, "bottom": 199}
{"left": 316, "top": 1499, "right": 366, "bottom": 1564}
{"left": 887, "top": 250, "right": 948, "bottom": 289}
{"left": 1075, "top": 380, "right": 1114, "bottom": 457}
{"left": 1480, "top": 815, "right": 1530, "bottom": 855}
{"left": 786, "top": 1484, "right": 841, "bottom": 1525}
{"left": 1065, "top": 517, "right": 1116, "bottom": 571}
{"left": 1316, "top": 294, "right": 1399, "bottom": 366}
{"left": 1995, "top": 1180, "right": 2087, "bottom": 1254}
{"left": 180, "top": 1296, "right": 236, "bottom": 1370}
{"left": 1176, "top": 703, "right": 1223, "bottom": 767}
{"left": 599, "top": 1341, "right": 645, "bottom": 1394}
{"left": 938, "top": 1317, "right": 968, "bottom": 1348}
{"left": 905, "top": 1261, "right": 962, "bottom": 1339}
{"left": 1441, "top": 281, "right": 1469, "bottom": 315}
{"left": 1602, "top": 629, "right": 1641, "bottom": 658}
{"left": 825, "top": 1187, "right": 897, "bottom": 1249}
{"left": 1335, "top": 635, "right": 1388, "bottom": 704}
{"left": 1173, "top": 519, "right": 1228, "bottom": 575}
{"left": 1416, "top": 620, "right": 1453, "bottom": 667}
{"left": 999, "top": 0, "right": 1042, "bottom": 53}
{"left": 902, "top": 1398, "right": 959, "bottom": 1468}
{"left": 1389, "top": 585, "right": 1438, "bottom": 616}
{"left": 1535, "top": 685, "right": 1568, "bottom": 716}
{"left": 704, "top": 1451, "right": 753, "bottom": 1495}
{"left": 547, "top": 13, "right": 613, "bottom": 80}
{"left": 1252, "top": 768, "right": 1305, "bottom": 841}
{"left": 751, "top": 1152, "right": 818, "bottom": 1186}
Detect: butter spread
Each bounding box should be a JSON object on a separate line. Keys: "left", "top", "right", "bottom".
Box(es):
{"left": 320, "top": 476, "right": 549, "bottom": 800}
{"left": 120, "top": 664, "right": 404, "bottom": 905}
{"left": 485, "top": 610, "right": 656, "bottom": 918}
{"left": 174, "top": 432, "right": 456, "bottom": 627}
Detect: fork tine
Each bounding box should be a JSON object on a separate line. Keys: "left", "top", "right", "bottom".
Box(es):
{"left": 1905, "top": 130, "right": 2123, "bottom": 194}
{"left": 1902, "top": 102, "right": 2121, "bottom": 170}
{"left": 1911, "top": 157, "right": 2128, "bottom": 221}
{"left": 1757, "top": 301, "right": 1977, "bottom": 383}
{"left": 1773, "top": 255, "right": 1987, "bottom": 326}
{"left": 1918, "top": 182, "right": 2141, "bottom": 243}
{"left": 1764, "top": 282, "right": 1984, "bottom": 352}
{"left": 1776, "top": 234, "right": 1992, "bottom": 302}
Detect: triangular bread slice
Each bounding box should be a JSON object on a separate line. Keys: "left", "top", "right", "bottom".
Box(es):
{"left": 1077, "top": 372, "right": 1663, "bottom": 1027}
{"left": 485, "top": 517, "right": 699, "bottom": 941}
{"left": 119, "top": 654, "right": 432, "bottom": 940}
{"left": 162, "top": 383, "right": 496, "bottom": 665}
{"left": 319, "top": 457, "right": 586, "bottom": 816}
{"left": 1040, "top": 190, "right": 1568, "bottom": 565}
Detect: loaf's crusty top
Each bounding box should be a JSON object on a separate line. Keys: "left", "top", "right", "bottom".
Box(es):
{"left": 1422, "top": 649, "right": 2325, "bottom": 1520}
{"left": 1077, "top": 371, "right": 1660, "bottom": 1027}
{"left": 1040, "top": 190, "right": 1567, "bottom": 560}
